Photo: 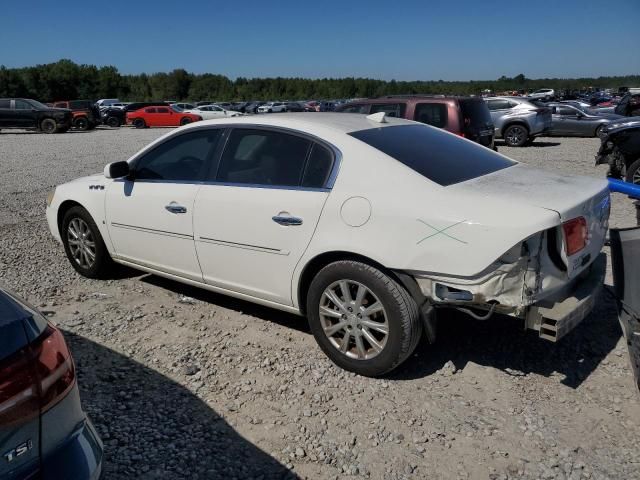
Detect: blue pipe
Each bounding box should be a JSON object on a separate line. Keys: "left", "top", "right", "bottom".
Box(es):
{"left": 608, "top": 178, "right": 640, "bottom": 200}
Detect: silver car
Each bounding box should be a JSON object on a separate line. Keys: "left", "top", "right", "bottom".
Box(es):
{"left": 547, "top": 103, "right": 626, "bottom": 138}
{"left": 485, "top": 97, "right": 552, "bottom": 147}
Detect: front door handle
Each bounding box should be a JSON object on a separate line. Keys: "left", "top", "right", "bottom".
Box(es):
{"left": 165, "top": 202, "right": 187, "bottom": 214}
{"left": 272, "top": 215, "right": 303, "bottom": 226}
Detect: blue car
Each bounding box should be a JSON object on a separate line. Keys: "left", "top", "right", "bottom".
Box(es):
{"left": 0, "top": 287, "right": 103, "bottom": 480}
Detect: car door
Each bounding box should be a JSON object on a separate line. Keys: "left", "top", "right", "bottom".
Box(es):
{"left": 105, "top": 128, "right": 223, "bottom": 280}
{"left": 555, "top": 105, "right": 581, "bottom": 135}
{"left": 13, "top": 99, "right": 38, "bottom": 128}
{"left": 154, "top": 107, "right": 173, "bottom": 126}
{"left": 193, "top": 127, "right": 337, "bottom": 305}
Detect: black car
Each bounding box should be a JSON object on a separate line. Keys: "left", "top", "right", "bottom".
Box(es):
{"left": 244, "top": 101, "right": 265, "bottom": 114}
{"left": 0, "top": 287, "right": 103, "bottom": 480}
{"left": 596, "top": 120, "right": 640, "bottom": 184}
{"left": 284, "top": 102, "right": 305, "bottom": 112}
{"left": 101, "top": 101, "right": 169, "bottom": 127}
{"left": 0, "top": 98, "right": 72, "bottom": 134}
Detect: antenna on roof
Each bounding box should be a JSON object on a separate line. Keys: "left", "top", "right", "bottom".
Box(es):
{"left": 366, "top": 112, "right": 387, "bottom": 123}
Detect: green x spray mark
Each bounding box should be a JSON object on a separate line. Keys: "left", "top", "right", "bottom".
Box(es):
{"left": 416, "top": 219, "right": 468, "bottom": 245}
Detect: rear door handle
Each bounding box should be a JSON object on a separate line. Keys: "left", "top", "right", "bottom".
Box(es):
{"left": 165, "top": 202, "right": 187, "bottom": 214}
{"left": 272, "top": 215, "right": 303, "bottom": 226}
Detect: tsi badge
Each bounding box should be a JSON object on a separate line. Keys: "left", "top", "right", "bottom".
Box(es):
{"left": 4, "top": 439, "right": 33, "bottom": 463}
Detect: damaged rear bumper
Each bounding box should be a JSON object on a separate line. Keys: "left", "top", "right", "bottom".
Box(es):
{"left": 526, "top": 253, "right": 606, "bottom": 341}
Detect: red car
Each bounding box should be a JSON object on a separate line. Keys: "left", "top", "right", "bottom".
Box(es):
{"left": 127, "top": 105, "right": 202, "bottom": 128}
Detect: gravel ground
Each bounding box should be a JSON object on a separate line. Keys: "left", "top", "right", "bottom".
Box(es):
{"left": 1, "top": 128, "right": 639, "bottom": 480}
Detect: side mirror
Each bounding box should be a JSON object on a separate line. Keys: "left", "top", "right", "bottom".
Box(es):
{"left": 104, "top": 161, "right": 130, "bottom": 179}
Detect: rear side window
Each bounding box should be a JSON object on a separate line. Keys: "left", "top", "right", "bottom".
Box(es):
{"left": 135, "top": 129, "right": 222, "bottom": 181}
{"left": 370, "top": 103, "right": 406, "bottom": 118}
{"left": 414, "top": 103, "right": 448, "bottom": 128}
{"left": 216, "top": 129, "right": 311, "bottom": 187}
{"left": 349, "top": 124, "right": 515, "bottom": 186}
{"left": 0, "top": 100, "right": 10, "bottom": 108}
{"left": 302, "top": 144, "right": 334, "bottom": 188}
{"left": 157, "top": 107, "right": 170, "bottom": 113}
{"left": 487, "top": 100, "right": 512, "bottom": 111}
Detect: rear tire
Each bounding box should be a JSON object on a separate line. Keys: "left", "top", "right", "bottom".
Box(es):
{"left": 133, "top": 118, "right": 146, "bottom": 129}
{"left": 503, "top": 124, "right": 529, "bottom": 147}
{"left": 74, "top": 116, "right": 89, "bottom": 131}
{"left": 61, "top": 206, "right": 114, "bottom": 279}
{"left": 626, "top": 158, "right": 640, "bottom": 185}
{"left": 306, "top": 260, "right": 422, "bottom": 377}
{"left": 40, "top": 118, "right": 57, "bottom": 134}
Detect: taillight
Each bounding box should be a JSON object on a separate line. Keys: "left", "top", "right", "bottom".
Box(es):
{"left": 562, "top": 217, "right": 588, "bottom": 256}
{"left": 0, "top": 348, "right": 40, "bottom": 427}
{"left": 31, "top": 326, "right": 75, "bottom": 413}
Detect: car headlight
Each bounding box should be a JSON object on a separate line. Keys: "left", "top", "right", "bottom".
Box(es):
{"left": 46, "top": 188, "right": 56, "bottom": 207}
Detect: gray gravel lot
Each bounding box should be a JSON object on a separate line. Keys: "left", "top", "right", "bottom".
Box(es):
{"left": 1, "top": 127, "right": 639, "bottom": 480}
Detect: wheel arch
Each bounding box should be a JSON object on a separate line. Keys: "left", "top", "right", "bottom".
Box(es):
{"left": 56, "top": 200, "right": 85, "bottom": 237}
{"left": 296, "top": 250, "right": 424, "bottom": 315}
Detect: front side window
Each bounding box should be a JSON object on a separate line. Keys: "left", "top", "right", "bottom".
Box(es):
{"left": 0, "top": 100, "right": 10, "bottom": 109}
{"left": 557, "top": 106, "right": 577, "bottom": 116}
{"left": 14, "top": 100, "right": 32, "bottom": 110}
{"left": 134, "top": 129, "right": 222, "bottom": 182}
{"left": 349, "top": 124, "right": 515, "bottom": 186}
{"left": 216, "top": 129, "right": 311, "bottom": 187}
{"left": 414, "top": 103, "right": 448, "bottom": 128}
{"left": 369, "top": 103, "right": 406, "bottom": 118}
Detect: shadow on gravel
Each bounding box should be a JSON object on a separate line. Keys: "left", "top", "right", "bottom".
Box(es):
{"left": 65, "top": 331, "right": 298, "bottom": 480}
{"left": 140, "top": 274, "right": 309, "bottom": 334}
{"left": 390, "top": 289, "right": 622, "bottom": 388}
{"left": 496, "top": 140, "right": 561, "bottom": 148}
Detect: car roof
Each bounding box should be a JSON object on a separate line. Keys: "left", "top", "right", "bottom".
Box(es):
{"left": 181, "top": 112, "right": 414, "bottom": 134}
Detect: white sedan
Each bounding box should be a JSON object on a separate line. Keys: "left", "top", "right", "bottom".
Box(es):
{"left": 183, "top": 105, "right": 243, "bottom": 119}
{"left": 257, "top": 102, "right": 287, "bottom": 113}
{"left": 46, "top": 113, "right": 609, "bottom": 376}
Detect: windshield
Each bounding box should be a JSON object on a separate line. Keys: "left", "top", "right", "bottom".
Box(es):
{"left": 28, "top": 99, "right": 49, "bottom": 109}
{"left": 349, "top": 124, "right": 515, "bottom": 186}
{"left": 170, "top": 105, "right": 183, "bottom": 112}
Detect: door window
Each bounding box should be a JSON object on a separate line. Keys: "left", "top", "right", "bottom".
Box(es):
{"left": 0, "top": 100, "right": 10, "bottom": 108}
{"left": 486, "top": 100, "right": 512, "bottom": 111}
{"left": 557, "top": 106, "right": 577, "bottom": 116}
{"left": 134, "top": 129, "right": 222, "bottom": 182}
{"left": 414, "top": 103, "right": 448, "bottom": 127}
{"left": 145, "top": 108, "right": 157, "bottom": 114}
{"left": 216, "top": 129, "right": 311, "bottom": 187}
{"left": 369, "top": 103, "right": 406, "bottom": 118}
{"left": 340, "top": 104, "right": 369, "bottom": 114}
{"left": 14, "top": 100, "right": 32, "bottom": 110}
{"left": 157, "top": 107, "right": 170, "bottom": 114}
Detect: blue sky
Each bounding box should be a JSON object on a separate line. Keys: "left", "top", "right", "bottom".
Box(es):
{"left": 2, "top": 0, "right": 638, "bottom": 80}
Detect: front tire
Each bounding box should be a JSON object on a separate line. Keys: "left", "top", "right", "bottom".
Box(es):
{"left": 306, "top": 261, "right": 422, "bottom": 377}
{"left": 40, "top": 118, "right": 57, "bottom": 134}
{"left": 595, "top": 124, "right": 606, "bottom": 138}
{"left": 106, "top": 116, "right": 121, "bottom": 128}
{"left": 503, "top": 124, "right": 529, "bottom": 147}
{"left": 626, "top": 158, "right": 640, "bottom": 185}
{"left": 180, "top": 117, "right": 192, "bottom": 126}
{"left": 61, "top": 206, "right": 114, "bottom": 279}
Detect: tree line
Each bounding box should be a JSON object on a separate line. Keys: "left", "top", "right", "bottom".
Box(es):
{"left": 1, "top": 59, "right": 638, "bottom": 102}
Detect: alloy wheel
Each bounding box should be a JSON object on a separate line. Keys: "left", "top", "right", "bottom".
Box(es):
{"left": 319, "top": 280, "right": 389, "bottom": 360}
{"left": 506, "top": 126, "right": 526, "bottom": 145}
{"left": 67, "top": 218, "right": 96, "bottom": 269}
{"left": 633, "top": 169, "right": 640, "bottom": 185}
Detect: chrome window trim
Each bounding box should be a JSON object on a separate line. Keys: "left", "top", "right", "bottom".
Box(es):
{"left": 126, "top": 123, "right": 343, "bottom": 191}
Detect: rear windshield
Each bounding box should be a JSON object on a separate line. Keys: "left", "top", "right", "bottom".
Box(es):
{"left": 349, "top": 124, "right": 514, "bottom": 186}
{"left": 459, "top": 99, "right": 493, "bottom": 126}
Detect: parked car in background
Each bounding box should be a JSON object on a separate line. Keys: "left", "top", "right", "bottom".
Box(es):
{"left": 336, "top": 95, "right": 496, "bottom": 149}
{"left": 243, "top": 101, "right": 265, "bottom": 114}
{"left": 0, "top": 286, "right": 103, "bottom": 480}
{"left": 0, "top": 98, "right": 72, "bottom": 134}
{"left": 596, "top": 120, "right": 640, "bottom": 184}
{"left": 184, "top": 105, "right": 243, "bottom": 119}
{"left": 127, "top": 105, "right": 202, "bottom": 128}
{"left": 527, "top": 89, "right": 555, "bottom": 101}
{"left": 195, "top": 101, "right": 217, "bottom": 107}
{"left": 46, "top": 113, "right": 608, "bottom": 376}
{"left": 546, "top": 102, "right": 626, "bottom": 138}
{"left": 305, "top": 101, "right": 320, "bottom": 112}
{"left": 96, "top": 98, "right": 120, "bottom": 108}
{"left": 485, "top": 97, "right": 551, "bottom": 147}
{"left": 52, "top": 100, "right": 101, "bottom": 131}
{"left": 318, "top": 101, "right": 336, "bottom": 112}
{"left": 172, "top": 102, "right": 195, "bottom": 110}
{"left": 284, "top": 102, "right": 305, "bottom": 112}
{"left": 614, "top": 93, "right": 640, "bottom": 117}
{"left": 101, "top": 102, "right": 169, "bottom": 127}
{"left": 258, "top": 102, "right": 287, "bottom": 113}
